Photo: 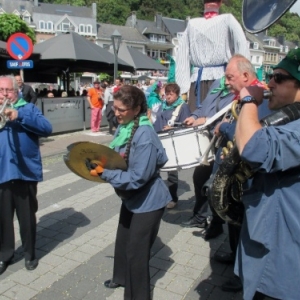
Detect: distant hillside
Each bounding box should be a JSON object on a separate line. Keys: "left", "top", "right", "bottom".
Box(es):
{"left": 40, "top": 0, "right": 300, "bottom": 41}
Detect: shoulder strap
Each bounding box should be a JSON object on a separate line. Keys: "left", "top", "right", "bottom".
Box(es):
{"left": 170, "top": 103, "right": 183, "bottom": 123}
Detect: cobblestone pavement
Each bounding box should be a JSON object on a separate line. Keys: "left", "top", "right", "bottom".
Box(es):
{"left": 0, "top": 128, "right": 243, "bottom": 300}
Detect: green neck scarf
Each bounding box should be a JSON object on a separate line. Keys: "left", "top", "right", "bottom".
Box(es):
{"left": 162, "top": 97, "right": 184, "bottom": 110}
{"left": 109, "top": 115, "right": 153, "bottom": 149}
{"left": 13, "top": 98, "right": 28, "bottom": 108}
{"left": 210, "top": 76, "right": 230, "bottom": 98}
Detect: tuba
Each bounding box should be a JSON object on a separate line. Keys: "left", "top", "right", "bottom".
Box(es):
{"left": 208, "top": 101, "right": 300, "bottom": 226}
{"left": 0, "top": 98, "right": 12, "bottom": 129}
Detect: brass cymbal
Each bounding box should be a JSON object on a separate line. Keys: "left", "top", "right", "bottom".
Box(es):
{"left": 63, "top": 141, "right": 127, "bottom": 183}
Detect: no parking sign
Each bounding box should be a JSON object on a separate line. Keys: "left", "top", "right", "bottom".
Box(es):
{"left": 6, "top": 33, "right": 33, "bottom": 60}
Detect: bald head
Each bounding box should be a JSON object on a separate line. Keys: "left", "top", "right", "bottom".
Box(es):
{"left": 225, "top": 54, "right": 257, "bottom": 94}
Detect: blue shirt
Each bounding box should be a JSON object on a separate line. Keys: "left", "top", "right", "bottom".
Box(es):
{"left": 191, "top": 78, "right": 235, "bottom": 120}
{"left": 234, "top": 119, "right": 300, "bottom": 300}
{"left": 0, "top": 103, "right": 52, "bottom": 184}
{"left": 101, "top": 125, "right": 172, "bottom": 213}
{"left": 153, "top": 102, "right": 191, "bottom": 132}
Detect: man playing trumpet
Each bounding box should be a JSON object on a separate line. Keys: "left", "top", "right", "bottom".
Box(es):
{"left": 0, "top": 75, "right": 52, "bottom": 275}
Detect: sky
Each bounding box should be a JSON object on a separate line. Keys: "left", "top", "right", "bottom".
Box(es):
{"left": 290, "top": 1, "right": 300, "bottom": 15}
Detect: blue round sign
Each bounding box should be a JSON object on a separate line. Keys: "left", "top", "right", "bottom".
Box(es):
{"left": 7, "top": 33, "right": 33, "bottom": 60}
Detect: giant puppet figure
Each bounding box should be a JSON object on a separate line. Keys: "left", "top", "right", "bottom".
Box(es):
{"left": 175, "top": 0, "right": 250, "bottom": 111}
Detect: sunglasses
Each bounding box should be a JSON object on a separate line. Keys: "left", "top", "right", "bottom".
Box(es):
{"left": 267, "top": 73, "right": 294, "bottom": 84}
{"left": 112, "top": 106, "right": 131, "bottom": 113}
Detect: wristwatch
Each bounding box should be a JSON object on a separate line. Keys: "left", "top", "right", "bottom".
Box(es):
{"left": 240, "top": 96, "right": 258, "bottom": 107}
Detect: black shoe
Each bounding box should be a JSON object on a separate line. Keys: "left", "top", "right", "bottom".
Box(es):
{"left": 25, "top": 259, "right": 38, "bottom": 271}
{"left": 204, "top": 223, "right": 223, "bottom": 240}
{"left": 221, "top": 276, "right": 243, "bottom": 292}
{"left": 104, "top": 279, "right": 121, "bottom": 289}
{"left": 0, "top": 261, "right": 9, "bottom": 275}
{"left": 214, "top": 252, "right": 235, "bottom": 264}
{"left": 181, "top": 217, "right": 208, "bottom": 228}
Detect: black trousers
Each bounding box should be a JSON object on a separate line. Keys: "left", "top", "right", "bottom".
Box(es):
{"left": 192, "top": 163, "right": 213, "bottom": 222}
{"left": 112, "top": 204, "right": 165, "bottom": 300}
{"left": 0, "top": 180, "right": 38, "bottom": 262}
{"left": 106, "top": 101, "right": 118, "bottom": 134}
{"left": 167, "top": 171, "right": 178, "bottom": 202}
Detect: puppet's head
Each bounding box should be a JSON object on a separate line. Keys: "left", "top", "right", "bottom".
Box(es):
{"left": 204, "top": 0, "right": 222, "bottom": 18}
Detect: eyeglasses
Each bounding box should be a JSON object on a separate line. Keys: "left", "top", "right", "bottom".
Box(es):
{"left": 112, "top": 106, "right": 131, "bottom": 113}
{"left": 267, "top": 73, "right": 294, "bottom": 84}
{"left": 0, "top": 88, "right": 15, "bottom": 94}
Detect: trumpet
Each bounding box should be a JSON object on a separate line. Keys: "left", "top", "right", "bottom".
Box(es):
{"left": 0, "top": 98, "right": 12, "bottom": 129}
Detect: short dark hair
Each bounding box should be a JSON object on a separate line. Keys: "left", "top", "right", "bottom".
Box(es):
{"left": 165, "top": 83, "right": 180, "bottom": 96}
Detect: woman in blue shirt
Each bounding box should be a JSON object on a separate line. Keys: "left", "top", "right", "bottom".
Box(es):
{"left": 87, "top": 85, "right": 171, "bottom": 300}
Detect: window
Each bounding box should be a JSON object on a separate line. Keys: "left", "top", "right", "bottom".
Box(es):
{"left": 158, "top": 35, "right": 166, "bottom": 42}
{"left": 86, "top": 25, "right": 92, "bottom": 34}
{"left": 39, "top": 20, "right": 45, "bottom": 30}
{"left": 160, "top": 51, "right": 166, "bottom": 60}
{"left": 46, "top": 21, "right": 53, "bottom": 30}
{"left": 58, "top": 21, "right": 72, "bottom": 32}
{"left": 253, "top": 42, "right": 258, "bottom": 50}
{"left": 256, "top": 56, "right": 260, "bottom": 63}
{"left": 285, "top": 46, "right": 289, "bottom": 53}
{"left": 79, "top": 24, "right": 85, "bottom": 33}
{"left": 152, "top": 50, "right": 158, "bottom": 59}
{"left": 150, "top": 34, "right": 157, "bottom": 42}
{"left": 23, "top": 15, "right": 30, "bottom": 23}
{"left": 79, "top": 24, "right": 92, "bottom": 34}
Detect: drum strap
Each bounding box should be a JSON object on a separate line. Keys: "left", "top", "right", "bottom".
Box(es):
{"left": 169, "top": 103, "right": 183, "bottom": 124}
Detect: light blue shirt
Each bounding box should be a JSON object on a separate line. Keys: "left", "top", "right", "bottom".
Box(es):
{"left": 235, "top": 119, "right": 300, "bottom": 300}
{"left": 101, "top": 125, "right": 172, "bottom": 213}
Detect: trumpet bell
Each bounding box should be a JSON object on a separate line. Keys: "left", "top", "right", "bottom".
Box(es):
{"left": 242, "top": 0, "right": 297, "bottom": 33}
{"left": 0, "top": 113, "right": 6, "bottom": 129}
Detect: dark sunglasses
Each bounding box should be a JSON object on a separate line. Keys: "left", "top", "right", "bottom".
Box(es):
{"left": 267, "top": 73, "right": 294, "bottom": 84}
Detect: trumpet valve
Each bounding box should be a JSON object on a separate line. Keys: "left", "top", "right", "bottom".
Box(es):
{"left": 222, "top": 147, "right": 229, "bottom": 156}
{"left": 227, "top": 141, "right": 234, "bottom": 149}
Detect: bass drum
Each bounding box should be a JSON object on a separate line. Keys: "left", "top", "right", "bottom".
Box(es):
{"left": 242, "top": 0, "right": 297, "bottom": 33}
{"left": 158, "top": 126, "right": 214, "bottom": 172}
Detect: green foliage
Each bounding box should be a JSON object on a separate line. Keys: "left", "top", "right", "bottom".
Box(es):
{"left": 95, "top": 0, "right": 131, "bottom": 25}
{"left": 0, "top": 14, "right": 36, "bottom": 43}
{"left": 99, "top": 73, "right": 111, "bottom": 81}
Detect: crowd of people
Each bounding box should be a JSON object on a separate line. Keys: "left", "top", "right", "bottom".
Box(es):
{"left": 1, "top": 1, "right": 300, "bottom": 298}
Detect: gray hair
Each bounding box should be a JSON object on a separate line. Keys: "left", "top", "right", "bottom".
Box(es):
{"left": 229, "top": 54, "right": 257, "bottom": 77}
{"left": 0, "top": 75, "right": 19, "bottom": 91}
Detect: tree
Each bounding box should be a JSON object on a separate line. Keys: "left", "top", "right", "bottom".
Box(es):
{"left": 0, "top": 14, "right": 36, "bottom": 43}
{"left": 95, "top": 0, "right": 130, "bottom": 24}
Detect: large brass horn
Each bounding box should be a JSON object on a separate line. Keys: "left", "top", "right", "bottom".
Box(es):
{"left": 231, "top": 90, "right": 272, "bottom": 121}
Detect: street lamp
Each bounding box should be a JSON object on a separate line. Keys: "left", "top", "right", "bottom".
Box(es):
{"left": 111, "top": 30, "right": 122, "bottom": 81}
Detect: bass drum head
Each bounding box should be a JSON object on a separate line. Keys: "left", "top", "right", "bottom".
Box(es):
{"left": 242, "top": 0, "right": 297, "bottom": 33}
